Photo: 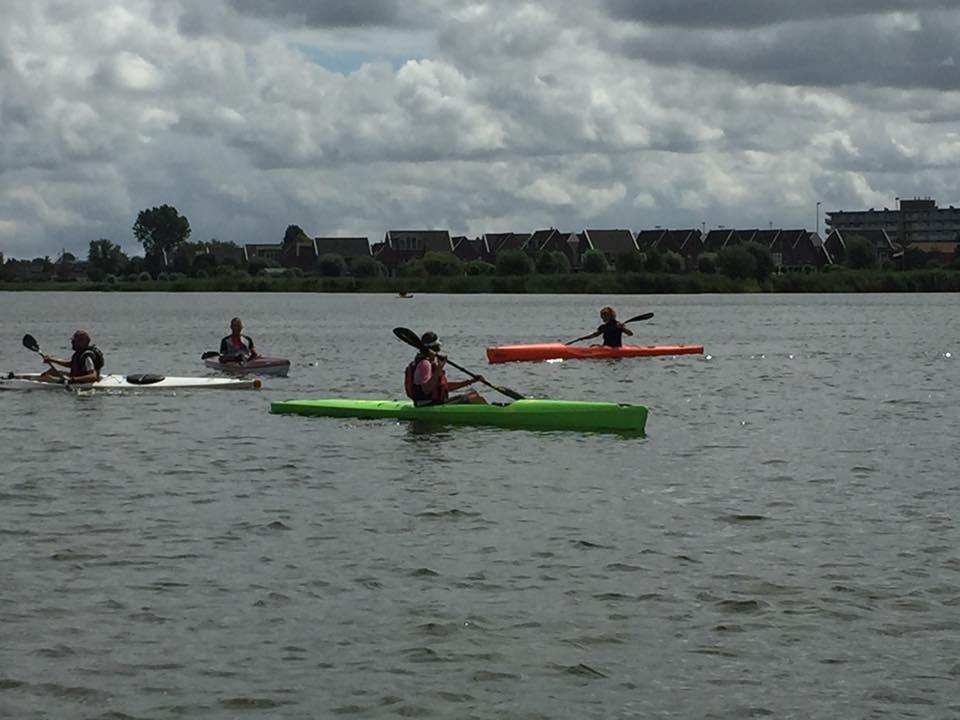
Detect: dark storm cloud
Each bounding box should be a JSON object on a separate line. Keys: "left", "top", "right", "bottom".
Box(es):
{"left": 618, "top": 11, "right": 960, "bottom": 90}
{"left": 227, "top": 0, "right": 414, "bottom": 29}
{"left": 604, "top": 0, "right": 957, "bottom": 30}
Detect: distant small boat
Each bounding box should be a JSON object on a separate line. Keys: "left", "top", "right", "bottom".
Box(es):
{"left": 398, "top": 292, "right": 414, "bottom": 298}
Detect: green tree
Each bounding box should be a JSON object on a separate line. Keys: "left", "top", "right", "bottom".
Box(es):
{"left": 318, "top": 253, "right": 347, "bottom": 277}
{"left": 89, "top": 239, "right": 128, "bottom": 276}
{"left": 397, "top": 259, "right": 428, "bottom": 277}
{"left": 551, "top": 251, "right": 570, "bottom": 273}
{"left": 466, "top": 260, "right": 496, "bottom": 276}
{"left": 743, "top": 241, "right": 775, "bottom": 280}
{"left": 282, "top": 225, "right": 311, "bottom": 263}
{"left": 697, "top": 252, "right": 717, "bottom": 274}
{"left": 845, "top": 236, "right": 876, "bottom": 269}
{"left": 350, "top": 255, "right": 384, "bottom": 277}
{"left": 664, "top": 251, "right": 685, "bottom": 274}
{"left": 535, "top": 251, "right": 560, "bottom": 274}
{"left": 615, "top": 250, "right": 644, "bottom": 273}
{"left": 717, "top": 245, "right": 757, "bottom": 279}
{"left": 581, "top": 249, "right": 609, "bottom": 273}
{"left": 133, "top": 205, "right": 191, "bottom": 259}
{"left": 496, "top": 250, "right": 534, "bottom": 276}
{"left": 422, "top": 251, "right": 465, "bottom": 276}
{"left": 644, "top": 248, "right": 664, "bottom": 272}
{"left": 193, "top": 252, "right": 218, "bottom": 274}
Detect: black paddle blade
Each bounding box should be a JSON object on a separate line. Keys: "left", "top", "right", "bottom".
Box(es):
{"left": 393, "top": 327, "right": 426, "bottom": 352}
{"left": 201, "top": 351, "right": 220, "bottom": 360}
{"left": 22, "top": 334, "right": 39, "bottom": 353}
{"left": 624, "top": 312, "right": 654, "bottom": 324}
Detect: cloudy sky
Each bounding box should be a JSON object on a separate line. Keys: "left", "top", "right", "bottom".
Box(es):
{"left": 2, "top": 0, "right": 959, "bottom": 259}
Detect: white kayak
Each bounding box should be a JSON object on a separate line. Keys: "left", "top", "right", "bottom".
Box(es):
{"left": 203, "top": 355, "right": 290, "bottom": 377}
{"left": 1, "top": 373, "right": 262, "bottom": 391}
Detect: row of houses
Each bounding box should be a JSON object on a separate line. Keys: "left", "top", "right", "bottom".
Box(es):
{"left": 242, "top": 225, "right": 954, "bottom": 273}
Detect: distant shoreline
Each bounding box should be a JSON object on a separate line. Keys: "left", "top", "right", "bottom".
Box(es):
{"left": 2, "top": 269, "right": 959, "bottom": 293}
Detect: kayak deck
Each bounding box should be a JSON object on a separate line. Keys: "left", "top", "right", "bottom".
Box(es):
{"left": 271, "top": 398, "right": 647, "bottom": 434}
{"left": 204, "top": 356, "right": 290, "bottom": 377}
{"left": 2, "top": 373, "right": 262, "bottom": 390}
{"left": 486, "top": 343, "right": 704, "bottom": 364}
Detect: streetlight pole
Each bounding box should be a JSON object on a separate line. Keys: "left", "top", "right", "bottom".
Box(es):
{"left": 816, "top": 201, "right": 821, "bottom": 236}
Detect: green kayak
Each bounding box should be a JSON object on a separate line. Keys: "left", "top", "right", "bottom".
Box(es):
{"left": 270, "top": 398, "right": 647, "bottom": 433}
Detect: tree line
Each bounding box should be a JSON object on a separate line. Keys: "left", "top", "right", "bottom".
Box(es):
{"left": 2, "top": 203, "right": 957, "bottom": 285}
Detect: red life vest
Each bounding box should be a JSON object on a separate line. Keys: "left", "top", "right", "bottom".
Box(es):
{"left": 404, "top": 357, "right": 448, "bottom": 403}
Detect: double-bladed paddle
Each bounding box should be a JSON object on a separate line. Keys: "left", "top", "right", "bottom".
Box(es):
{"left": 201, "top": 351, "right": 220, "bottom": 360}
{"left": 565, "top": 312, "right": 654, "bottom": 345}
{"left": 393, "top": 327, "right": 525, "bottom": 401}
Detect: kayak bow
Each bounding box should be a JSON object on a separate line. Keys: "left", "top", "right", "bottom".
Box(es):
{"left": 271, "top": 398, "right": 647, "bottom": 433}
{"left": 486, "top": 343, "right": 704, "bottom": 364}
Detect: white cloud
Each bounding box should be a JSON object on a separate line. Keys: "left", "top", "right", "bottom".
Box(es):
{"left": 0, "top": 0, "right": 958, "bottom": 259}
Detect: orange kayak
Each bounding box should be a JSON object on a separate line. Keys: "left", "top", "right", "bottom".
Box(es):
{"left": 486, "top": 343, "right": 704, "bottom": 364}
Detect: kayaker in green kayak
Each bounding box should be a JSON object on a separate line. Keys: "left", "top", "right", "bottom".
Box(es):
{"left": 37, "top": 330, "right": 104, "bottom": 384}
{"left": 566, "top": 306, "right": 634, "bottom": 347}
{"left": 220, "top": 317, "right": 259, "bottom": 363}
{"left": 405, "top": 331, "right": 487, "bottom": 405}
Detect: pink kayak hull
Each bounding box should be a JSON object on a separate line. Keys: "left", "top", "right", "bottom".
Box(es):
{"left": 204, "top": 356, "right": 290, "bottom": 376}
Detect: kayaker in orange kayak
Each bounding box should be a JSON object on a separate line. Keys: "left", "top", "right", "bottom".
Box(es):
{"left": 219, "top": 317, "right": 259, "bottom": 363}
{"left": 566, "top": 306, "right": 634, "bottom": 347}
{"left": 405, "top": 331, "right": 487, "bottom": 405}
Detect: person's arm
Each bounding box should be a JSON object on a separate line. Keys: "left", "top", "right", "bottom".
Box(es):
{"left": 245, "top": 335, "right": 258, "bottom": 358}
{"left": 41, "top": 355, "right": 70, "bottom": 368}
{"left": 447, "top": 376, "right": 483, "bottom": 391}
{"left": 566, "top": 329, "right": 602, "bottom": 345}
{"left": 621, "top": 323, "right": 634, "bottom": 337}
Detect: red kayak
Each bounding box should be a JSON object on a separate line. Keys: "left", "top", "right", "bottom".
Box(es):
{"left": 204, "top": 355, "right": 290, "bottom": 376}
{"left": 486, "top": 343, "right": 703, "bottom": 364}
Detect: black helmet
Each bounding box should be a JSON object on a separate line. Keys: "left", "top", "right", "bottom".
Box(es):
{"left": 420, "top": 331, "right": 441, "bottom": 351}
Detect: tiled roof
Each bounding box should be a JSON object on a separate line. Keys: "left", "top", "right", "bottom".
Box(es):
{"left": 315, "top": 237, "right": 371, "bottom": 257}
{"left": 583, "top": 229, "right": 637, "bottom": 254}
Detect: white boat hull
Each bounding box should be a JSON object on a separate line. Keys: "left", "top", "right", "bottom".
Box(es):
{"left": 1, "top": 373, "right": 261, "bottom": 391}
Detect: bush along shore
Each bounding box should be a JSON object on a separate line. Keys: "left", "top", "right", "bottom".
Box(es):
{"left": 3, "top": 268, "right": 960, "bottom": 293}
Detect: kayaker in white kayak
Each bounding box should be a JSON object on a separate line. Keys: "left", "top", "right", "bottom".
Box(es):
{"left": 37, "top": 330, "right": 104, "bottom": 384}
{"left": 219, "top": 317, "right": 259, "bottom": 363}
{"left": 405, "top": 331, "right": 487, "bottom": 405}
{"left": 566, "top": 306, "right": 634, "bottom": 347}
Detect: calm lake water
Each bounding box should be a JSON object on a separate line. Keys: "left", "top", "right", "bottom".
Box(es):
{"left": 1, "top": 291, "right": 958, "bottom": 719}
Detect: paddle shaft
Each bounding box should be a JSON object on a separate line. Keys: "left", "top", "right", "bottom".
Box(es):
{"left": 566, "top": 312, "right": 654, "bottom": 345}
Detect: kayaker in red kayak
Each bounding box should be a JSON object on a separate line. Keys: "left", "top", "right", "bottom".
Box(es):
{"left": 405, "top": 331, "right": 487, "bottom": 405}
{"left": 220, "top": 317, "right": 260, "bottom": 363}
{"left": 38, "top": 330, "right": 103, "bottom": 384}
{"left": 566, "top": 306, "right": 634, "bottom": 347}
